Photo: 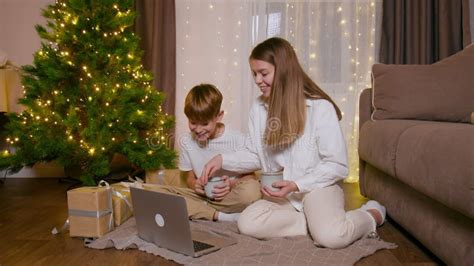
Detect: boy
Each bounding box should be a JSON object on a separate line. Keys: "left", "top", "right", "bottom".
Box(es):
{"left": 149, "top": 84, "right": 261, "bottom": 222}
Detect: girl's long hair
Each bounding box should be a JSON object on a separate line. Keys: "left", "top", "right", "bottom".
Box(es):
{"left": 250, "top": 37, "right": 342, "bottom": 147}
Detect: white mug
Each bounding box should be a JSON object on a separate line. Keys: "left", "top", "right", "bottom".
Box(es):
{"left": 260, "top": 171, "right": 283, "bottom": 192}
{"left": 204, "top": 177, "right": 224, "bottom": 199}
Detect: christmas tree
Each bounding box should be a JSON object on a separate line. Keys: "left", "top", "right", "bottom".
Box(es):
{"left": 0, "top": 0, "right": 176, "bottom": 185}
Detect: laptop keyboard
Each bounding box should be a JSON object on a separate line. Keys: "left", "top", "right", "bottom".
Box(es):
{"left": 193, "top": 240, "right": 214, "bottom": 252}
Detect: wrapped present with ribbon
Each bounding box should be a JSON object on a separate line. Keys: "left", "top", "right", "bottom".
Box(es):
{"left": 110, "top": 182, "right": 135, "bottom": 226}
{"left": 145, "top": 169, "right": 184, "bottom": 187}
{"left": 67, "top": 181, "right": 114, "bottom": 238}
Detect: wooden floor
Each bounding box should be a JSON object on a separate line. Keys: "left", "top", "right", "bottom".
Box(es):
{"left": 0, "top": 178, "right": 442, "bottom": 265}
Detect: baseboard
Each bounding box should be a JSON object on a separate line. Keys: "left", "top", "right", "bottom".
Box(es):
{"left": 2, "top": 162, "right": 64, "bottom": 178}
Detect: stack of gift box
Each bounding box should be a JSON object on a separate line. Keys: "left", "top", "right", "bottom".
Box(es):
{"left": 66, "top": 169, "right": 183, "bottom": 238}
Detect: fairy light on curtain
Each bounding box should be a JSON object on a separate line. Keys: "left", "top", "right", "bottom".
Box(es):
{"left": 261, "top": 0, "right": 380, "bottom": 182}
{"left": 176, "top": 0, "right": 381, "bottom": 182}
{"left": 345, "top": 0, "right": 380, "bottom": 182}
{"left": 175, "top": 1, "right": 257, "bottom": 146}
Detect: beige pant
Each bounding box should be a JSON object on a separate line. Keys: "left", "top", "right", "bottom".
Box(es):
{"left": 145, "top": 179, "right": 262, "bottom": 220}
{"left": 237, "top": 184, "right": 376, "bottom": 249}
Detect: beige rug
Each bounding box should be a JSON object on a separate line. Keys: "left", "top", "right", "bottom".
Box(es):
{"left": 86, "top": 218, "right": 397, "bottom": 265}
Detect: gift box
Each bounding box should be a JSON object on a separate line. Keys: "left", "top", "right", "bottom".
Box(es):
{"left": 0, "top": 68, "right": 24, "bottom": 113}
{"left": 111, "top": 183, "right": 133, "bottom": 226}
{"left": 67, "top": 186, "right": 114, "bottom": 238}
{"left": 145, "top": 169, "right": 184, "bottom": 187}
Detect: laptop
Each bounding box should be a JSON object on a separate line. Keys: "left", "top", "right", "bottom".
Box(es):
{"left": 130, "top": 187, "right": 237, "bottom": 257}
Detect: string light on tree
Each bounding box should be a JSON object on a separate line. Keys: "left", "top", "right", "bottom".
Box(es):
{"left": 0, "top": 0, "right": 176, "bottom": 185}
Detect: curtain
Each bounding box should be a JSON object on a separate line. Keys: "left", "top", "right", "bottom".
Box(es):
{"left": 134, "top": 0, "right": 176, "bottom": 117}
{"left": 471, "top": 0, "right": 474, "bottom": 42}
{"left": 175, "top": 0, "right": 382, "bottom": 182}
{"left": 380, "top": 0, "right": 472, "bottom": 64}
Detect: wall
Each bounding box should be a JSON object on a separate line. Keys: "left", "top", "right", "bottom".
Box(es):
{"left": 0, "top": 0, "right": 54, "bottom": 65}
{"left": 0, "top": 0, "right": 63, "bottom": 177}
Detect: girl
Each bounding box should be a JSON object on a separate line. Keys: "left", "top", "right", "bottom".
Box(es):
{"left": 201, "top": 37, "right": 385, "bottom": 248}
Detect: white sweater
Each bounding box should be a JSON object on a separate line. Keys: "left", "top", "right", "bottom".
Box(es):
{"left": 222, "top": 98, "right": 349, "bottom": 211}
{"left": 178, "top": 127, "right": 246, "bottom": 178}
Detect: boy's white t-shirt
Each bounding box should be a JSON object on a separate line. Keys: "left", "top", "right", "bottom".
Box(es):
{"left": 178, "top": 127, "right": 248, "bottom": 178}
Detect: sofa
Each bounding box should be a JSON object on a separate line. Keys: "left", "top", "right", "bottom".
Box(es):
{"left": 358, "top": 45, "right": 474, "bottom": 265}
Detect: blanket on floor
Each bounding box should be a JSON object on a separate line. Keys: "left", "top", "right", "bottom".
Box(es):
{"left": 86, "top": 218, "right": 396, "bottom": 265}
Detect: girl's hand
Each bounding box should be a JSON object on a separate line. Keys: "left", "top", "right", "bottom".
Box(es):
{"left": 211, "top": 175, "right": 232, "bottom": 201}
{"left": 200, "top": 154, "right": 223, "bottom": 183}
{"left": 193, "top": 178, "right": 206, "bottom": 196}
{"left": 261, "top": 180, "right": 299, "bottom": 198}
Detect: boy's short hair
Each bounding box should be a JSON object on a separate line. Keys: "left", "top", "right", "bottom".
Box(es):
{"left": 184, "top": 84, "right": 223, "bottom": 122}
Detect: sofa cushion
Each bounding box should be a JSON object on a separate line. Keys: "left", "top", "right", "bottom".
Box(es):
{"left": 395, "top": 122, "right": 474, "bottom": 219}
{"left": 371, "top": 44, "right": 474, "bottom": 123}
{"left": 359, "top": 120, "right": 431, "bottom": 177}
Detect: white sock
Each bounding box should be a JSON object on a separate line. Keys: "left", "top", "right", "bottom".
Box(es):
{"left": 217, "top": 212, "right": 240, "bottom": 222}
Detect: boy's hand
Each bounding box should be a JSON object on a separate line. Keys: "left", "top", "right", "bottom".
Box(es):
{"left": 212, "top": 175, "right": 232, "bottom": 201}
{"left": 201, "top": 154, "right": 223, "bottom": 183}
{"left": 229, "top": 176, "right": 239, "bottom": 188}
{"left": 193, "top": 178, "right": 206, "bottom": 196}
{"left": 261, "top": 180, "right": 299, "bottom": 198}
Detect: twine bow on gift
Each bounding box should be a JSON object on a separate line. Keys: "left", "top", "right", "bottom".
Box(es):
{"left": 125, "top": 175, "right": 145, "bottom": 190}
{"left": 112, "top": 185, "right": 133, "bottom": 210}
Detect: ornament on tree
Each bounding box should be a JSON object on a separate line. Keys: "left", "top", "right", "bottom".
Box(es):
{"left": 0, "top": 0, "right": 176, "bottom": 185}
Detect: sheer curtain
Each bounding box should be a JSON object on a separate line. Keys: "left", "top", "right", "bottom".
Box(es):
{"left": 176, "top": 0, "right": 381, "bottom": 182}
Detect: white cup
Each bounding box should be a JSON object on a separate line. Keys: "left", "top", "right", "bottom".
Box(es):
{"left": 204, "top": 177, "right": 224, "bottom": 199}
{"left": 260, "top": 171, "right": 284, "bottom": 192}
